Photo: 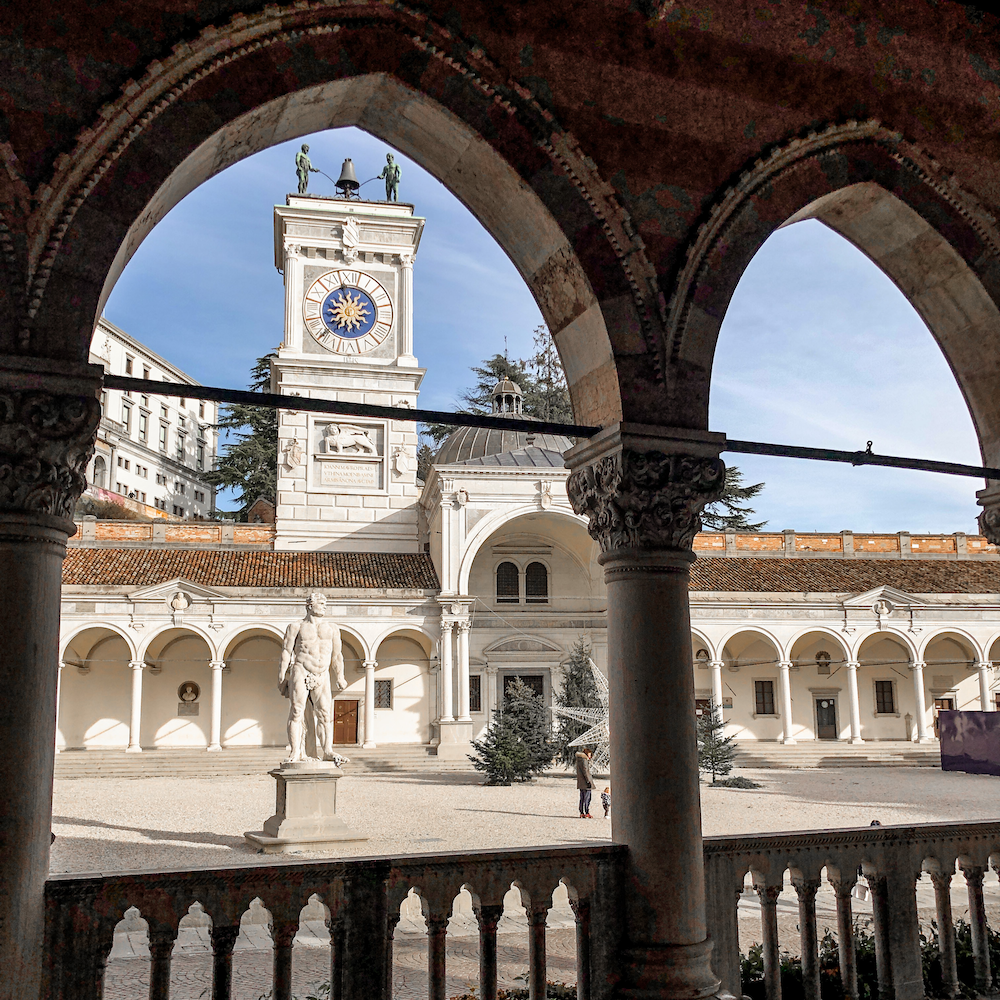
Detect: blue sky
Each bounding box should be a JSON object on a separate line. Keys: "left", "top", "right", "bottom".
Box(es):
{"left": 105, "top": 127, "right": 983, "bottom": 533}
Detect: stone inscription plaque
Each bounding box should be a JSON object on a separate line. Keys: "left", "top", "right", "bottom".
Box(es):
{"left": 178, "top": 703, "right": 199, "bottom": 716}
{"left": 320, "top": 461, "right": 380, "bottom": 488}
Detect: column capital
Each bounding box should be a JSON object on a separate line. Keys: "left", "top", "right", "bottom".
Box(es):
{"left": 363, "top": 659, "right": 378, "bottom": 670}
{"left": 846, "top": 660, "right": 860, "bottom": 669}
{"left": 440, "top": 619, "right": 455, "bottom": 634}
{"left": 456, "top": 619, "right": 471, "bottom": 634}
{"left": 0, "top": 359, "right": 103, "bottom": 529}
{"left": 912, "top": 659, "right": 927, "bottom": 670}
{"left": 977, "top": 483, "right": 1000, "bottom": 544}
{"left": 565, "top": 425, "right": 725, "bottom": 553}
{"left": 128, "top": 659, "right": 145, "bottom": 671}
{"left": 209, "top": 659, "right": 226, "bottom": 670}
{"left": 778, "top": 660, "right": 793, "bottom": 670}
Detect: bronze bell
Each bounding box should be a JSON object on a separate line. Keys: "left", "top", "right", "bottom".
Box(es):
{"left": 335, "top": 158, "right": 360, "bottom": 198}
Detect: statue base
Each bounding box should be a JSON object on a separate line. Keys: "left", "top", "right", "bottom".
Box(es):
{"left": 244, "top": 759, "right": 366, "bottom": 854}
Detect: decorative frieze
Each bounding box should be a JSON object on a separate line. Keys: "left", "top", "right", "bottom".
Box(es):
{"left": 567, "top": 449, "right": 724, "bottom": 552}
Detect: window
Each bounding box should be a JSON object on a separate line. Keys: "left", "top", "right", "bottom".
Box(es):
{"left": 116, "top": 481, "right": 125, "bottom": 494}
{"left": 155, "top": 498, "right": 166, "bottom": 511}
{"left": 374, "top": 679, "right": 392, "bottom": 709}
{"left": 496, "top": 562, "right": 519, "bottom": 603}
{"left": 141, "top": 394, "right": 149, "bottom": 407}
{"left": 470, "top": 675, "right": 482, "bottom": 713}
{"left": 754, "top": 680, "right": 776, "bottom": 716}
{"left": 181, "top": 398, "right": 187, "bottom": 409}
{"left": 197, "top": 442, "right": 205, "bottom": 471}
{"left": 504, "top": 674, "right": 544, "bottom": 698}
{"left": 155, "top": 473, "right": 165, "bottom": 485}
{"left": 121, "top": 402, "right": 132, "bottom": 433}
{"left": 199, "top": 402, "right": 205, "bottom": 419}
{"left": 137, "top": 465, "right": 147, "bottom": 478}
{"left": 525, "top": 562, "right": 548, "bottom": 603}
{"left": 117, "top": 456, "right": 123, "bottom": 467}
{"left": 158, "top": 424, "right": 167, "bottom": 451}
{"left": 100, "top": 390, "right": 107, "bottom": 412}
{"left": 160, "top": 404, "right": 168, "bottom": 419}
{"left": 194, "top": 490, "right": 205, "bottom": 503}
{"left": 138, "top": 411, "right": 148, "bottom": 443}
{"left": 172, "top": 505, "right": 185, "bottom": 517}
{"left": 124, "top": 356, "right": 133, "bottom": 375}
{"left": 122, "top": 459, "right": 130, "bottom": 471}
{"left": 138, "top": 491, "right": 146, "bottom": 503}
{"left": 875, "top": 680, "right": 895, "bottom": 715}
{"left": 142, "top": 366, "right": 150, "bottom": 380}
{"left": 176, "top": 432, "right": 185, "bottom": 460}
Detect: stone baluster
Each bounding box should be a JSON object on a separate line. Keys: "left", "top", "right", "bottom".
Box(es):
{"left": 210, "top": 924, "right": 240, "bottom": 1000}
{"left": 930, "top": 871, "right": 959, "bottom": 999}
{"left": 384, "top": 910, "right": 401, "bottom": 1000}
{"left": 569, "top": 897, "right": 592, "bottom": 1000}
{"left": 867, "top": 874, "right": 893, "bottom": 1000}
{"left": 754, "top": 881, "right": 783, "bottom": 1000}
{"left": 528, "top": 902, "right": 550, "bottom": 1000}
{"left": 271, "top": 918, "right": 298, "bottom": 1000}
{"left": 328, "top": 914, "right": 345, "bottom": 1000}
{"left": 148, "top": 923, "right": 179, "bottom": 1000}
{"left": 792, "top": 876, "right": 822, "bottom": 1000}
{"left": 474, "top": 902, "right": 503, "bottom": 1000}
{"left": 567, "top": 427, "right": 726, "bottom": 1000}
{"left": 829, "top": 876, "right": 859, "bottom": 1000}
{"left": 127, "top": 660, "right": 145, "bottom": 752}
{"left": 426, "top": 913, "right": 450, "bottom": 1000}
{"left": 340, "top": 865, "right": 390, "bottom": 1000}
{"left": 961, "top": 863, "right": 992, "bottom": 994}
{"left": 703, "top": 854, "right": 744, "bottom": 999}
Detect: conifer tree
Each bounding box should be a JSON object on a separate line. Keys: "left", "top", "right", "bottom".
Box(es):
{"left": 469, "top": 676, "right": 554, "bottom": 784}
{"left": 554, "top": 639, "right": 602, "bottom": 767}
{"left": 697, "top": 706, "right": 738, "bottom": 784}
{"left": 203, "top": 353, "right": 278, "bottom": 518}
{"left": 701, "top": 467, "right": 767, "bottom": 531}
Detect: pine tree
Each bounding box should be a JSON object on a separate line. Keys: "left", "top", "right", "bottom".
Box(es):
{"left": 415, "top": 443, "right": 434, "bottom": 483}
{"left": 203, "top": 353, "right": 278, "bottom": 519}
{"left": 701, "top": 467, "right": 767, "bottom": 531}
{"left": 697, "top": 706, "right": 738, "bottom": 784}
{"left": 521, "top": 325, "right": 573, "bottom": 424}
{"left": 469, "top": 676, "right": 554, "bottom": 784}
{"left": 554, "top": 639, "right": 602, "bottom": 767}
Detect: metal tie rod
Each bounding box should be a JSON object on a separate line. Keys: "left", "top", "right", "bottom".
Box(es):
{"left": 104, "top": 374, "right": 1000, "bottom": 481}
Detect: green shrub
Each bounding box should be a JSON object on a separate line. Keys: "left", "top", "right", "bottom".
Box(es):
{"left": 712, "top": 775, "right": 761, "bottom": 789}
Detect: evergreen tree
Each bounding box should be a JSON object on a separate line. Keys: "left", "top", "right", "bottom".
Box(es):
{"left": 521, "top": 325, "right": 573, "bottom": 424}
{"left": 554, "top": 639, "right": 602, "bottom": 767}
{"left": 469, "top": 676, "right": 554, "bottom": 784}
{"left": 697, "top": 706, "right": 738, "bottom": 784}
{"left": 415, "top": 443, "right": 434, "bottom": 483}
{"left": 701, "top": 467, "right": 767, "bottom": 531}
{"left": 203, "top": 353, "right": 278, "bottom": 519}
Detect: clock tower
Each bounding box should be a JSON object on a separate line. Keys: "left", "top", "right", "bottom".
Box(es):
{"left": 271, "top": 194, "right": 425, "bottom": 552}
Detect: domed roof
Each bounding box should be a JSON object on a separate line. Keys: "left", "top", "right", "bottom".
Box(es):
{"left": 493, "top": 377, "right": 522, "bottom": 394}
{"left": 434, "top": 424, "right": 573, "bottom": 465}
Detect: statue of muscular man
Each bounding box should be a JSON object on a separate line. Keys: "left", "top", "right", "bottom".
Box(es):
{"left": 278, "top": 592, "right": 348, "bottom": 762}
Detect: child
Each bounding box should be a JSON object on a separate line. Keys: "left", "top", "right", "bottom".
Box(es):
{"left": 601, "top": 786, "right": 611, "bottom": 818}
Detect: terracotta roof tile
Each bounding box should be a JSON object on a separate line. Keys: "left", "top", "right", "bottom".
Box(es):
{"left": 62, "top": 548, "right": 440, "bottom": 590}
{"left": 689, "top": 558, "right": 1000, "bottom": 594}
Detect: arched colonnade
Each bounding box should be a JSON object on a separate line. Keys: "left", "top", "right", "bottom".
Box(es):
{"left": 58, "top": 621, "right": 434, "bottom": 753}
{"left": 691, "top": 625, "right": 1000, "bottom": 745}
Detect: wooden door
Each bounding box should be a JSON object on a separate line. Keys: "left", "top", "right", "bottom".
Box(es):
{"left": 815, "top": 698, "right": 837, "bottom": 740}
{"left": 933, "top": 697, "right": 955, "bottom": 737}
{"left": 333, "top": 700, "right": 358, "bottom": 744}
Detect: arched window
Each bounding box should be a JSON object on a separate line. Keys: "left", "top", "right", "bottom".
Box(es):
{"left": 525, "top": 562, "right": 548, "bottom": 603}
{"left": 92, "top": 456, "right": 106, "bottom": 488}
{"left": 496, "top": 561, "right": 519, "bottom": 603}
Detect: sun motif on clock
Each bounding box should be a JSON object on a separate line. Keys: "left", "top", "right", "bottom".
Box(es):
{"left": 302, "top": 269, "right": 394, "bottom": 354}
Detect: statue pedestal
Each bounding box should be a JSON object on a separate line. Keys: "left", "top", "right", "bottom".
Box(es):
{"left": 244, "top": 760, "right": 366, "bottom": 854}
{"left": 434, "top": 720, "right": 473, "bottom": 760}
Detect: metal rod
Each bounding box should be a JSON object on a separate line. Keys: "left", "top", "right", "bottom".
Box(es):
{"left": 102, "top": 374, "right": 1000, "bottom": 480}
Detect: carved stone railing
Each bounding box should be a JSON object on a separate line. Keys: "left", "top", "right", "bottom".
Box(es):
{"left": 43, "top": 844, "right": 626, "bottom": 1000}
{"left": 704, "top": 820, "right": 1000, "bottom": 1000}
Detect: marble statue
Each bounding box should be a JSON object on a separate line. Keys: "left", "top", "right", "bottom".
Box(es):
{"left": 295, "top": 144, "right": 319, "bottom": 195}
{"left": 378, "top": 153, "right": 401, "bottom": 201}
{"left": 278, "top": 592, "right": 348, "bottom": 762}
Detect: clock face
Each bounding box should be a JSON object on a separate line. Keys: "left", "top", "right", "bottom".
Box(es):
{"left": 302, "top": 269, "right": 394, "bottom": 354}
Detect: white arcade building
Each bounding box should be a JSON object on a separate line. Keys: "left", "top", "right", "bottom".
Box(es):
{"left": 58, "top": 192, "right": 1000, "bottom": 761}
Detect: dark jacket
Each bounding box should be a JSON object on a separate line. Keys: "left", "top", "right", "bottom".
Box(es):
{"left": 575, "top": 751, "right": 595, "bottom": 790}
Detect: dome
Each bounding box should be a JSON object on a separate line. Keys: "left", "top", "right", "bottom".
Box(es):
{"left": 434, "top": 424, "right": 573, "bottom": 465}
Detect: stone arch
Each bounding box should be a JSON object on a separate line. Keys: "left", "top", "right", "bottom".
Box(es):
{"left": 137, "top": 623, "right": 219, "bottom": 664}
{"left": 853, "top": 628, "right": 918, "bottom": 664}
{"left": 690, "top": 628, "right": 716, "bottom": 662}
{"left": 458, "top": 504, "right": 594, "bottom": 595}
{"left": 918, "top": 628, "right": 984, "bottom": 664}
{"left": 786, "top": 628, "right": 850, "bottom": 667}
{"left": 29, "top": 13, "right": 646, "bottom": 427}
{"left": 371, "top": 626, "right": 435, "bottom": 660}
{"left": 221, "top": 624, "right": 285, "bottom": 661}
{"left": 337, "top": 626, "right": 371, "bottom": 665}
{"left": 60, "top": 622, "right": 137, "bottom": 663}
{"left": 718, "top": 627, "right": 783, "bottom": 667}
{"left": 664, "top": 122, "right": 1000, "bottom": 449}
{"left": 218, "top": 626, "right": 286, "bottom": 748}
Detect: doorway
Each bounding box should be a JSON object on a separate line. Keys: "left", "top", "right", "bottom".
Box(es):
{"left": 333, "top": 700, "right": 359, "bottom": 744}
{"left": 815, "top": 698, "right": 838, "bottom": 740}
{"left": 504, "top": 674, "right": 544, "bottom": 698}
{"left": 933, "top": 697, "right": 955, "bottom": 737}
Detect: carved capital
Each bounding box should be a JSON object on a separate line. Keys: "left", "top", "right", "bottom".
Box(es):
{"left": 977, "top": 485, "right": 1000, "bottom": 545}
{"left": 567, "top": 449, "right": 724, "bottom": 553}
{"left": 0, "top": 385, "right": 100, "bottom": 523}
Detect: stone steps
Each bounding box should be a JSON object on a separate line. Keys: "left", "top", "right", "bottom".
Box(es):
{"left": 54, "top": 745, "right": 477, "bottom": 779}
{"left": 734, "top": 740, "right": 941, "bottom": 769}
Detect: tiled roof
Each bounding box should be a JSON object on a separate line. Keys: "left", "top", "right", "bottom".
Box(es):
{"left": 62, "top": 549, "right": 440, "bottom": 590}
{"left": 690, "top": 558, "right": 1000, "bottom": 594}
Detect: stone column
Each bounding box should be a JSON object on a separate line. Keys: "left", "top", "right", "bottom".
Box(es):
{"left": 208, "top": 660, "right": 225, "bottom": 752}
{"left": 282, "top": 244, "right": 301, "bottom": 350}
{"left": 127, "top": 660, "right": 144, "bottom": 753}
{"left": 439, "top": 622, "right": 454, "bottom": 722}
{"left": 457, "top": 620, "right": 471, "bottom": 722}
{"left": 778, "top": 660, "right": 796, "bottom": 744}
{"left": 397, "top": 253, "right": 417, "bottom": 366}
{"left": 846, "top": 661, "right": 864, "bottom": 743}
{"left": 54, "top": 662, "right": 64, "bottom": 753}
{"left": 912, "top": 661, "right": 931, "bottom": 742}
{"left": 486, "top": 664, "right": 499, "bottom": 718}
{"left": 0, "top": 359, "right": 102, "bottom": 1000}
{"left": 567, "top": 425, "right": 726, "bottom": 999}
{"left": 363, "top": 659, "right": 378, "bottom": 749}
{"left": 710, "top": 661, "right": 725, "bottom": 715}
{"left": 977, "top": 661, "right": 994, "bottom": 711}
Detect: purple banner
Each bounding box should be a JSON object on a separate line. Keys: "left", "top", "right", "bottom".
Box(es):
{"left": 939, "top": 711, "right": 1000, "bottom": 776}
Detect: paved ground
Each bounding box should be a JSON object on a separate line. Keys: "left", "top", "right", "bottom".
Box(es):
{"left": 52, "top": 765, "right": 1000, "bottom": 999}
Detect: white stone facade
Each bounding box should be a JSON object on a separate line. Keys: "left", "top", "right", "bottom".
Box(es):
{"left": 88, "top": 318, "right": 217, "bottom": 518}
